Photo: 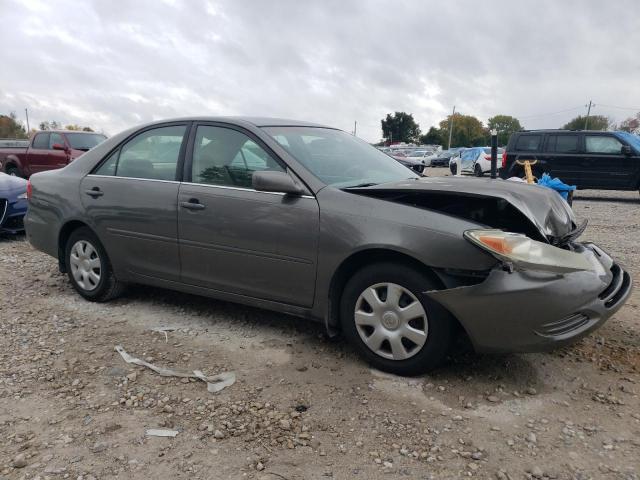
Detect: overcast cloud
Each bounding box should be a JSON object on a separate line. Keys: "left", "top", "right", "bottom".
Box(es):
{"left": 1, "top": 0, "right": 639, "bottom": 141}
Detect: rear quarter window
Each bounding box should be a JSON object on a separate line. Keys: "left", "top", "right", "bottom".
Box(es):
{"left": 515, "top": 135, "right": 542, "bottom": 151}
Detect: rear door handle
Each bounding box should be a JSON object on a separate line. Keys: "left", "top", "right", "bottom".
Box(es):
{"left": 85, "top": 187, "right": 103, "bottom": 197}
{"left": 180, "top": 198, "right": 206, "bottom": 210}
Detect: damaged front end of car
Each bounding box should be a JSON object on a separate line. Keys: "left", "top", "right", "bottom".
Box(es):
{"left": 346, "top": 177, "right": 633, "bottom": 353}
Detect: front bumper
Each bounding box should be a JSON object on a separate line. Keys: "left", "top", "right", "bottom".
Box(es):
{"left": 427, "top": 242, "right": 633, "bottom": 353}
{"left": 0, "top": 197, "right": 27, "bottom": 234}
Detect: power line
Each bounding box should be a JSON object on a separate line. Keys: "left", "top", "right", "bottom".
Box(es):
{"left": 595, "top": 103, "right": 640, "bottom": 112}
{"left": 517, "top": 105, "right": 584, "bottom": 120}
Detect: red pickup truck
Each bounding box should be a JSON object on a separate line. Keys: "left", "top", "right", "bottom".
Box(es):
{"left": 0, "top": 130, "right": 107, "bottom": 177}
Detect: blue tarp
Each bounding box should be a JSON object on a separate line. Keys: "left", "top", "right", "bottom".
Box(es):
{"left": 537, "top": 173, "right": 576, "bottom": 201}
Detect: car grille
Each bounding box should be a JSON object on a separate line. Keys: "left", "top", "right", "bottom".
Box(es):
{"left": 0, "top": 199, "right": 7, "bottom": 227}
{"left": 599, "top": 263, "right": 631, "bottom": 308}
{"left": 535, "top": 313, "right": 590, "bottom": 337}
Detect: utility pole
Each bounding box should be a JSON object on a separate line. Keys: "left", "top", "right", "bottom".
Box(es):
{"left": 25, "top": 108, "right": 30, "bottom": 133}
{"left": 353, "top": 120, "right": 357, "bottom": 136}
{"left": 584, "top": 100, "right": 593, "bottom": 130}
{"left": 447, "top": 105, "right": 456, "bottom": 150}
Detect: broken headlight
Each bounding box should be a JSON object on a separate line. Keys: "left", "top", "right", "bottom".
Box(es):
{"left": 464, "top": 229, "right": 594, "bottom": 273}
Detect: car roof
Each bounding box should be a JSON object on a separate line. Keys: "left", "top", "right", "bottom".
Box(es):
{"left": 515, "top": 129, "right": 613, "bottom": 134}
{"left": 134, "top": 116, "right": 335, "bottom": 129}
{"left": 36, "top": 130, "right": 105, "bottom": 135}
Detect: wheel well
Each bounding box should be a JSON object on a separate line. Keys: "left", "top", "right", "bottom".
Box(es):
{"left": 57, "top": 220, "right": 91, "bottom": 272}
{"left": 327, "top": 249, "right": 445, "bottom": 331}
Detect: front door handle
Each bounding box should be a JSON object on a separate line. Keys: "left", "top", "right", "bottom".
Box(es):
{"left": 180, "top": 198, "right": 206, "bottom": 210}
{"left": 85, "top": 187, "right": 103, "bottom": 197}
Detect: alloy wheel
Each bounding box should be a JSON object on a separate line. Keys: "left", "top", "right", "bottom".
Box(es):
{"left": 69, "top": 240, "right": 102, "bottom": 291}
{"left": 354, "top": 282, "right": 428, "bottom": 360}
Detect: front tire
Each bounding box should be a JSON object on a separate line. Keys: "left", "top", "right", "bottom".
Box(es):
{"left": 65, "top": 227, "right": 125, "bottom": 302}
{"left": 474, "top": 164, "right": 484, "bottom": 177}
{"left": 449, "top": 163, "right": 457, "bottom": 175}
{"left": 340, "top": 263, "right": 454, "bottom": 375}
{"left": 6, "top": 164, "right": 20, "bottom": 177}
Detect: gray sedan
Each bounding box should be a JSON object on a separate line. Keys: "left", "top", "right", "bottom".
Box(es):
{"left": 25, "top": 117, "right": 632, "bottom": 375}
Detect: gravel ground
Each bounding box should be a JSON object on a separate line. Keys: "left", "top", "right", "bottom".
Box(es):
{"left": 1, "top": 168, "right": 639, "bottom": 479}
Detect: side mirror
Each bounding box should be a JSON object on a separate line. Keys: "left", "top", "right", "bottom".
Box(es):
{"left": 52, "top": 143, "right": 67, "bottom": 151}
{"left": 252, "top": 170, "right": 305, "bottom": 196}
{"left": 621, "top": 145, "right": 632, "bottom": 156}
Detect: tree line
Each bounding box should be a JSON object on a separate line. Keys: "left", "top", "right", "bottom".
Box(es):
{"left": 380, "top": 111, "right": 639, "bottom": 147}
{"left": 0, "top": 112, "right": 95, "bottom": 139}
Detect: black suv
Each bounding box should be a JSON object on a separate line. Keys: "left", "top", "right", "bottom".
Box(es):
{"left": 501, "top": 130, "right": 640, "bottom": 191}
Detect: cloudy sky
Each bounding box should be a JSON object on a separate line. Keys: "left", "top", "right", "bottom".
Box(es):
{"left": 1, "top": 0, "right": 639, "bottom": 142}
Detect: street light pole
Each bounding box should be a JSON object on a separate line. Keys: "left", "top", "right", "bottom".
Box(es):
{"left": 490, "top": 129, "right": 498, "bottom": 179}
{"left": 447, "top": 105, "right": 456, "bottom": 150}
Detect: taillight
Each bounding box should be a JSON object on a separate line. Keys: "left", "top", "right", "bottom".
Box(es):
{"left": 501, "top": 151, "right": 507, "bottom": 168}
{"left": 27, "top": 179, "right": 32, "bottom": 200}
{"left": 484, "top": 155, "right": 492, "bottom": 161}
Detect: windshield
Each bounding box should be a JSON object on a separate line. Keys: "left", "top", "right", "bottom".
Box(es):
{"left": 67, "top": 132, "right": 107, "bottom": 150}
{"left": 615, "top": 131, "right": 640, "bottom": 152}
{"left": 262, "top": 126, "right": 419, "bottom": 187}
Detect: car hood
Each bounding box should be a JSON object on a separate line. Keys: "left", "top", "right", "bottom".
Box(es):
{"left": 348, "top": 176, "right": 577, "bottom": 242}
{"left": 0, "top": 172, "right": 27, "bottom": 194}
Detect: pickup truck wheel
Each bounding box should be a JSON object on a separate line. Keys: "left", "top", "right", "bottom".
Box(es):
{"left": 5, "top": 165, "right": 20, "bottom": 177}
{"left": 340, "top": 262, "right": 454, "bottom": 376}
{"left": 65, "top": 227, "right": 125, "bottom": 302}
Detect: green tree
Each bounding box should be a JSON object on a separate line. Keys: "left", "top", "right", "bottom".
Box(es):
{"left": 618, "top": 113, "right": 640, "bottom": 134}
{"left": 419, "top": 126, "right": 443, "bottom": 145}
{"left": 381, "top": 112, "right": 421, "bottom": 144}
{"left": 487, "top": 114, "right": 522, "bottom": 146}
{"left": 65, "top": 124, "right": 95, "bottom": 132}
{"left": 39, "top": 120, "right": 61, "bottom": 130}
{"left": 563, "top": 115, "right": 611, "bottom": 131}
{"left": 0, "top": 112, "right": 28, "bottom": 139}
{"left": 438, "top": 113, "right": 485, "bottom": 148}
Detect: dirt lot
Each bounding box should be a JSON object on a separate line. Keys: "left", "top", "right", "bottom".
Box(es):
{"left": 1, "top": 168, "right": 639, "bottom": 480}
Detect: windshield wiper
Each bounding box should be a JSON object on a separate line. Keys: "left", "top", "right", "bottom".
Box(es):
{"left": 344, "top": 182, "right": 379, "bottom": 188}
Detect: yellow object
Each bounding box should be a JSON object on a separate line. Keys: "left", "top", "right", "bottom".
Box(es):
{"left": 515, "top": 158, "right": 538, "bottom": 184}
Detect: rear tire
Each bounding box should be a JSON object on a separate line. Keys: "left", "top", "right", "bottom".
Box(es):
{"left": 449, "top": 163, "right": 457, "bottom": 175}
{"left": 65, "top": 227, "right": 125, "bottom": 302}
{"left": 474, "top": 164, "right": 484, "bottom": 177}
{"left": 340, "top": 262, "right": 454, "bottom": 376}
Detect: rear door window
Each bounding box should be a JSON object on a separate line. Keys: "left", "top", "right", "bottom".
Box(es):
{"left": 32, "top": 133, "right": 49, "bottom": 149}
{"left": 585, "top": 135, "right": 623, "bottom": 154}
{"left": 515, "top": 135, "right": 541, "bottom": 151}
{"left": 92, "top": 125, "right": 187, "bottom": 180}
{"left": 546, "top": 134, "right": 579, "bottom": 153}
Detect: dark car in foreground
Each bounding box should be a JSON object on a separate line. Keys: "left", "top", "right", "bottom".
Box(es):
{"left": 0, "top": 130, "right": 107, "bottom": 177}
{"left": 25, "top": 117, "right": 632, "bottom": 375}
{"left": 0, "top": 172, "right": 28, "bottom": 233}
{"left": 501, "top": 130, "right": 640, "bottom": 191}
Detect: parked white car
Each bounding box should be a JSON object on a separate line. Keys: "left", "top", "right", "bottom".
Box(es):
{"left": 405, "top": 150, "right": 433, "bottom": 166}
{"left": 450, "top": 147, "right": 504, "bottom": 176}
